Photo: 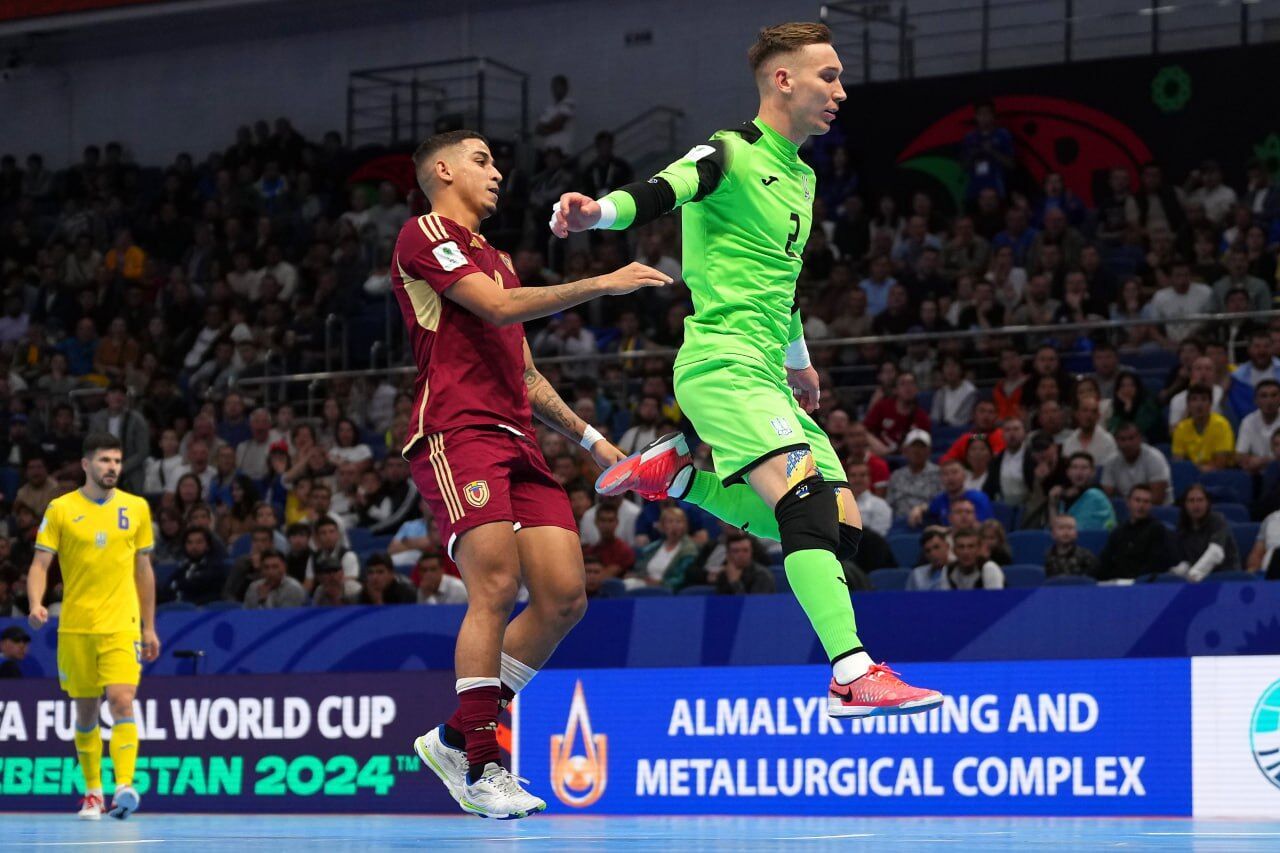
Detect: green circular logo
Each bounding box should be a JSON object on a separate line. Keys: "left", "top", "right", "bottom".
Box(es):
{"left": 1152, "top": 66, "right": 1191, "bottom": 113}
{"left": 1252, "top": 678, "right": 1280, "bottom": 790}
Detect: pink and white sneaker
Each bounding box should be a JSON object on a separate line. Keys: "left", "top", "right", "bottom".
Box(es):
{"left": 595, "top": 432, "right": 692, "bottom": 501}
{"left": 828, "top": 663, "right": 944, "bottom": 718}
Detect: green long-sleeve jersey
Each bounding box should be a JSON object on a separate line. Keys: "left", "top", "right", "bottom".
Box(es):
{"left": 598, "top": 117, "right": 812, "bottom": 369}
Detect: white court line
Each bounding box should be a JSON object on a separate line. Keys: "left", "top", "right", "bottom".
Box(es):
{"left": 781, "top": 834, "right": 877, "bottom": 840}
{"left": 1144, "top": 832, "right": 1280, "bottom": 836}
{"left": 25, "top": 842, "right": 165, "bottom": 847}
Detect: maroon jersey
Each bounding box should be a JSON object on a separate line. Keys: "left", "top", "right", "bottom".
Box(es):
{"left": 391, "top": 212, "right": 530, "bottom": 455}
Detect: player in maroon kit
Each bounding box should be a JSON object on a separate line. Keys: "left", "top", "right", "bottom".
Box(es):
{"left": 395, "top": 129, "right": 671, "bottom": 818}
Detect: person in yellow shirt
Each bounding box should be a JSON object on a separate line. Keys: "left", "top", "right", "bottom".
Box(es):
{"left": 27, "top": 432, "right": 159, "bottom": 821}
{"left": 1171, "top": 384, "right": 1236, "bottom": 471}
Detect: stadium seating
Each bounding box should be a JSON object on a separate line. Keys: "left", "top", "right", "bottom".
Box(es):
{"left": 770, "top": 568, "right": 790, "bottom": 594}
{"left": 1201, "top": 469, "right": 1253, "bottom": 504}
{"left": 1170, "top": 461, "right": 1199, "bottom": 498}
{"left": 870, "top": 568, "right": 910, "bottom": 591}
{"left": 626, "top": 587, "right": 674, "bottom": 597}
{"left": 1152, "top": 506, "right": 1180, "bottom": 527}
{"left": 1216, "top": 503, "right": 1250, "bottom": 523}
{"left": 990, "top": 501, "right": 1019, "bottom": 532}
{"left": 1076, "top": 529, "right": 1109, "bottom": 555}
{"left": 1007, "top": 530, "right": 1052, "bottom": 565}
{"left": 887, "top": 535, "right": 920, "bottom": 569}
{"left": 1001, "top": 564, "right": 1046, "bottom": 588}
{"left": 1044, "top": 574, "right": 1097, "bottom": 586}
{"left": 1203, "top": 570, "right": 1262, "bottom": 582}
{"left": 677, "top": 585, "right": 715, "bottom": 596}
{"left": 598, "top": 578, "right": 627, "bottom": 599}
{"left": 1231, "top": 522, "right": 1260, "bottom": 558}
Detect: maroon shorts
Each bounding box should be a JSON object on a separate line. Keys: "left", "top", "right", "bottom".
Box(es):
{"left": 408, "top": 425, "right": 577, "bottom": 560}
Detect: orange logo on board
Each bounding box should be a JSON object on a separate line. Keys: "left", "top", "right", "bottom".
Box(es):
{"left": 550, "top": 680, "right": 607, "bottom": 807}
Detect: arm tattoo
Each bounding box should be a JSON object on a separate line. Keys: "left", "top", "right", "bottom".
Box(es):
{"left": 524, "top": 366, "right": 582, "bottom": 439}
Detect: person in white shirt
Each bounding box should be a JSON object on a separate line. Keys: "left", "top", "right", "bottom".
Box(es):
{"left": 534, "top": 75, "right": 575, "bottom": 155}
{"left": 417, "top": 553, "right": 469, "bottom": 605}
{"left": 368, "top": 181, "right": 410, "bottom": 243}
{"left": 1186, "top": 160, "right": 1238, "bottom": 225}
{"left": 578, "top": 495, "right": 640, "bottom": 546}
{"left": 931, "top": 355, "right": 977, "bottom": 427}
{"left": 1237, "top": 379, "right": 1280, "bottom": 473}
{"left": 616, "top": 396, "right": 662, "bottom": 456}
{"left": 144, "top": 428, "right": 187, "bottom": 494}
{"left": 1101, "top": 422, "right": 1172, "bottom": 506}
{"left": 1168, "top": 355, "right": 1228, "bottom": 431}
{"left": 1149, "top": 261, "right": 1212, "bottom": 343}
{"left": 1061, "top": 397, "right": 1118, "bottom": 468}
{"left": 995, "top": 417, "right": 1029, "bottom": 507}
{"left": 531, "top": 311, "right": 598, "bottom": 380}
{"left": 846, "top": 460, "right": 892, "bottom": 536}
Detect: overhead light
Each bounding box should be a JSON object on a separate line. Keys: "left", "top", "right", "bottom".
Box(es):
{"left": 1138, "top": 4, "right": 1178, "bottom": 14}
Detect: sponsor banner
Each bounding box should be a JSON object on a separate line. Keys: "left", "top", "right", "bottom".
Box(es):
{"left": 1192, "top": 654, "right": 1280, "bottom": 817}
{"left": 0, "top": 672, "right": 464, "bottom": 812}
{"left": 515, "top": 659, "right": 1191, "bottom": 816}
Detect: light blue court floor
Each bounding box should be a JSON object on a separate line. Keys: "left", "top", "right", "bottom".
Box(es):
{"left": 3, "top": 814, "right": 1280, "bottom": 852}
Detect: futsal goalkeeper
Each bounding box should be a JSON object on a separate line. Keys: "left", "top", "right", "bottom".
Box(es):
{"left": 550, "top": 22, "right": 941, "bottom": 717}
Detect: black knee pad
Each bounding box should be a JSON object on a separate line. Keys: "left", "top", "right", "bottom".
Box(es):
{"left": 837, "top": 524, "right": 863, "bottom": 562}
{"left": 774, "top": 476, "right": 840, "bottom": 556}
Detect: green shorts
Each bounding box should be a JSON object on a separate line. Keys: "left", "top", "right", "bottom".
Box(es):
{"left": 674, "top": 355, "right": 845, "bottom": 486}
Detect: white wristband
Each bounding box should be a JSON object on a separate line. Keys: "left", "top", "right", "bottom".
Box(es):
{"left": 784, "top": 337, "right": 811, "bottom": 370}
{"left": 592, "top": 197, "right": 618, "bottom": 230}
{"left": 580, "top": 425, "right": 604, "bottom": 450}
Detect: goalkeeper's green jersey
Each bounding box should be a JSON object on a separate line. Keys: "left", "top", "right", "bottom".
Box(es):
{"left": 599, "top": 117, "right": 813, "bottom": 369}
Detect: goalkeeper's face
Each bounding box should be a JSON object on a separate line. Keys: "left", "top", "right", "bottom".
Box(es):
{"left": 785, "top": 43, "right": 846, "bottom": 137}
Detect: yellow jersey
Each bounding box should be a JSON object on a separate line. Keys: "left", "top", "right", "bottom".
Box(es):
{"left": 35, "top": 489, "right": 154, "bottom": 634}
{"left": 1171, "top": 413, "right": 1236, "bottom": 467}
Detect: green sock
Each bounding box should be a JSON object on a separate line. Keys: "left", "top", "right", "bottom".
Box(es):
{"left": 783, "top": 548, "right": 862, "bottom": 659}
{"left": 684, "top": 469, "right": 781, "bottom": 540}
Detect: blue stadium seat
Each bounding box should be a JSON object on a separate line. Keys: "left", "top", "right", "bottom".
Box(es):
{"left": 626, "top": 586, "right": 674, "bottom": 597}
{"left": 228, "top": 534, "right": 253, "bottom": 559}
{"left": 1170, "top": 461, "right": 1198, "bottom": 499}
{"left": 884, "top": 454, "right": 906, "bottom": 472}
{"left": 0, "top": 467, "right": 18, "bottom": 500}
{"left": 1216, "top": 503, "right": 1250, "bottom": 523}
{"left": 598, "top": 578, "right": 626, "bottom": 599}
{"left": 887, "top": 535, "right": 921, "bottom": 569}
{"left": 157, "top": 601, "right": 197, "bottom": 612}
{"left": 870, "top": 568, "right": 910, "bottom": 591}
{"left": 1007, "top": 530, "right": 1052, "bottom": 565}
{"left": 1201, "top": 469, "right": 1254, "bottom": 504}
{"left": 916, "top": 391, "right": 934, "bottom": 412}
{"left": 1076, "top": 529, "right": 1109, "bottom": 555}
{"left": 1231, "top": 522, "right": 1261, "bottom": 558}
{"left": 1151, "top": 505, "right": 1180, "bottom": 527}
{"left": 1110, "top": 497, "right": 1129, "bottom": 523}
{"left": 770, "top": 567, "right": 790, "bottom": 594}
{"left": 931, "top": 425, "right": 966, "bottom": 448}
{"left": 1121, "top": 349, "right": 1178, "bottom": 373}
{"left": 1044, "top": 573, "right": 1097, "bottom": 586}
{"left": 990, "top": 501, "right": 1019, "bottom": 531}
{"left": 1203, "top": 570, "right": 1262, "bottom": 582}
{"left": 677, "top": 584, "right": 715, "bottom": 596}
{"left": 152, "top": 562, "right": 181, "bottom": 588}
{"left": 347, "top": 527, "right": 375, "bottom": 553}
{"left": 1002, "top": 564, "right": 1046, "bottom": 588}
{"left": 203, "top": 600, "right": 242, "bottom": 611}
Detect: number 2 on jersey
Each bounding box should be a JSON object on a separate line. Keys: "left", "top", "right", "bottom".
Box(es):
{"left": 784, "top": 212, "right": 801, "bottom": 257}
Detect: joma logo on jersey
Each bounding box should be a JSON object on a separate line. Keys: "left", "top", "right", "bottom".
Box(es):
{"left": 464, "top": 480, "right": 490, "bottom": 508}
{"left": 550, "top": 680, "right": 607, "bottom": 808}
{"left": 771, "top": 417, "right": 794, "bottom": 437}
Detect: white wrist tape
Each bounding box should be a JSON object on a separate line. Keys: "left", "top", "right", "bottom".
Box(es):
{"left": 593, "top": 198, "right": 617, "bottom": 230}
{"left": 580, "top": 425, "right": 604, "bottom": 449}
{"left": 784, "top": 337, "right": 811, "bottom": 370}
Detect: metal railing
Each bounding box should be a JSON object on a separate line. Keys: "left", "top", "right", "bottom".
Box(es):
{"left": 346, "top": 57, "right": 529, "bottom": 148}
{"left": 821, "top": 0, "right": 1280, "bottom": 83}
{"left": 570, "top": 105, "right": 685, "bottom": 174}
{"left": 232, "top": 309, "right": 1276, "bottom": 413}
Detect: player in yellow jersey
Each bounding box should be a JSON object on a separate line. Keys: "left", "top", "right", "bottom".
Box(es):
{"left": 27, "top": 432, "right": 159, "bottom": 821}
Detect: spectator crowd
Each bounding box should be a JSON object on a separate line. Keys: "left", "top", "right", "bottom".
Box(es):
{"left": 2, "top": 89, "right": 1280, "bottom": 618}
